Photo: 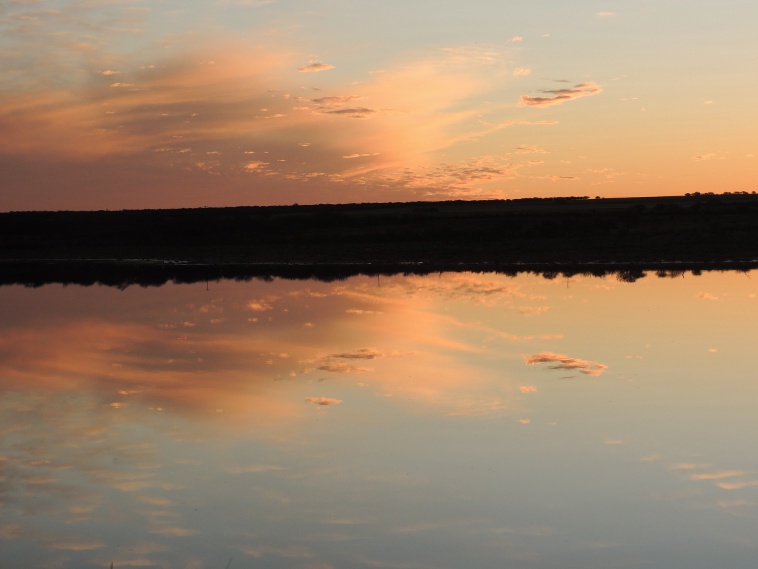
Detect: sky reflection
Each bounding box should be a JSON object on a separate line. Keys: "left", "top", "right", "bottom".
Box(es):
{"left": 1, "top": 271, "right": 758, "bottom": 568}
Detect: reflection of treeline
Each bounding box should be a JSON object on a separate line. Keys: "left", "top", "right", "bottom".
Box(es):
{"left": 1, "top": 259, "right": 756, "bottom": 289}
{"left": 2, "top": 193, "right": 758, "bottom": 264}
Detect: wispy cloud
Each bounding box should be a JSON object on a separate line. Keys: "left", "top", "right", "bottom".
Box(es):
{"left": 695, "top": 292, "right": 719, "bottom": 300}
{"left": 520, "top": 82, "right": 602, "bottom": 107}
{"left": 243, "top": 161, "right": 270, "bottom": 172}
{"left": 306, "top": 397, "right": 343, "bottom": 406}
{"left": 0, "top": 37, "right": 538, "bottom": 208}
{"left": 692, "top": 153, "right": 718, "bottom": 161}
{"left": 669, "top": 462, "right": 758, "bottom": 491}
{"left": 343, "top": 153, "right": 381, "bottom": 159}
{"left": 0, "top": 1, "right": 606, "bottom": 203}
{"left": 311, "top": 95, "right": 362, "bottom": 106}
{"left": 320, "top": 107, "right": 376, "bottom": 118}
{"left": 312, "top": 347, "right": 384, "bottom": 373}
{"left": 518, "top": 305, "right": 551, "bottom": 316}
{"left": 51, "top": 541, "right": 106, "bottom": 551}
{"left": 317, "top": 362, "right": 372, "bottom": 373}
{"left": 688, "top": 470, "right": 751, "bottom": 481}
{"left": 246, "top": 298, "right": 275, "bottom": 311}
{"left": 298, "top": 62, "right": 335, "bottom": 73}
{"left": 328, "top": 348, "right": 382, "bottom": 360}
{"left": 216, "top": 0, "right": 278, "bottom": 6}
{"left": 525, "top": 352, "right": 608, "bottom": 376}
{"left": 224, "top": 464, "right": 287, "bottom": 474}
{"left": 515, "top": 144, "right": 548, "bottom": 154}
{"left": 149, "top": 526, "right": 198, "bottom": 537}
{"left": 240, "top": 545, "right": 316, "bottom": 558}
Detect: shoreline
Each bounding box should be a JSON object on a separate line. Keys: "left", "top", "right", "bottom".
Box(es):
{"left": 3, "top": 257, "right": 757, "bottom": 288}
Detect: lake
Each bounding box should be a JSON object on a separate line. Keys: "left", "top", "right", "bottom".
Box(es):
{"left": 1, "top": 269, "right": 757, "bottom": 569}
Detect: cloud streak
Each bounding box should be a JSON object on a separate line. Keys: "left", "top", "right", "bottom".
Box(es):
{"left": 306, "top": 397, "right": 343, "bottom": 406}
{"left": 525, "top": 352, "right": 608, "bottom": 376}
{"left": 520, "top": 82, "right": 602, "bottom": 107}
{"left": 298, "top": 62, "right": 335, "bottom": 72}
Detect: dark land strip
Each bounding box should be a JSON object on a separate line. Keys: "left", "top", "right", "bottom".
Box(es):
{"left": 2, "top": 194, "right": 757, "bottom": 287}
{"left": 2, "top": 259, "right": 757, "bottom": 289}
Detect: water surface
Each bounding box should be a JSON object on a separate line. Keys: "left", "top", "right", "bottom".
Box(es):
{"left": 1, "top": 271, "right": 757, "bottom": 568}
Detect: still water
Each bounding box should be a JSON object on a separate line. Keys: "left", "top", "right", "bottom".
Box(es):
{"left": 1, "top": 270, "right": 757, "bottom": 569}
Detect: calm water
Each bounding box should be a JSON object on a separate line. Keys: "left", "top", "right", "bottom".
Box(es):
{"left": 1, "top": 271, "right": 757, "bottom": 569}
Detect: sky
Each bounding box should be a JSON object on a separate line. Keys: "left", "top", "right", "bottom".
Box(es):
{"left": 1, "top": 0, "right": 756, "bottom": 211}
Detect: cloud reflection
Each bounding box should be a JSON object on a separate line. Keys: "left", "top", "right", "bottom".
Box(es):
{"left": 0, "top": 275, "right": 548, "bottom": 426}
{"left": 0, "top": 274, "right": 561, "bottom": 427}
{"left": 0, "top": 273, "right": 575, "bottom": 566}
{"left": 4, "top": 271, "right": 758, "bottom": 567}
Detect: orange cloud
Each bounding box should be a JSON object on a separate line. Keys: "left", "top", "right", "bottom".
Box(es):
{"left": 695, "top": 292, "right": 719, "bottom": 300}
{"left": 0, "top": 317, "right": 304, "bottom": 428}
{"left": 317, "top": 361, "right": 373, "bottom": 373}
{"left": 0, "top": 45, "right": 298, "bottom": 160}
{"left": 1, "top": 271, "right": 546, "bottom": 424}
{"left": 50, "top": 541, "right": 106, "bottom": 551}
{"left": 518, "top": 305, "right": 551, "bottom": 316}
{"left": 688, "top": 470, "right": 751, "bottom": 481}
{"left": 0, "top": 37, "right": 554, "bottom": 208}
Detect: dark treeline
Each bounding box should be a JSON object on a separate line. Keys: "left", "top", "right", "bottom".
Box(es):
{"left": 2, "top": 259, "right": 757, "bottom": 289}
{"left": 2, "top": 193, "right": 758, "bottom": 265}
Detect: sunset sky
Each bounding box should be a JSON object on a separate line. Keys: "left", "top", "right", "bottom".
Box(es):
{"left": 1, "top": 0, "right": 756, "bottom": 211}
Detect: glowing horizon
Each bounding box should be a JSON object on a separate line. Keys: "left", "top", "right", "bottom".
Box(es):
{"left": 1, "top": 1, "right": 755, "bottom": 211}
